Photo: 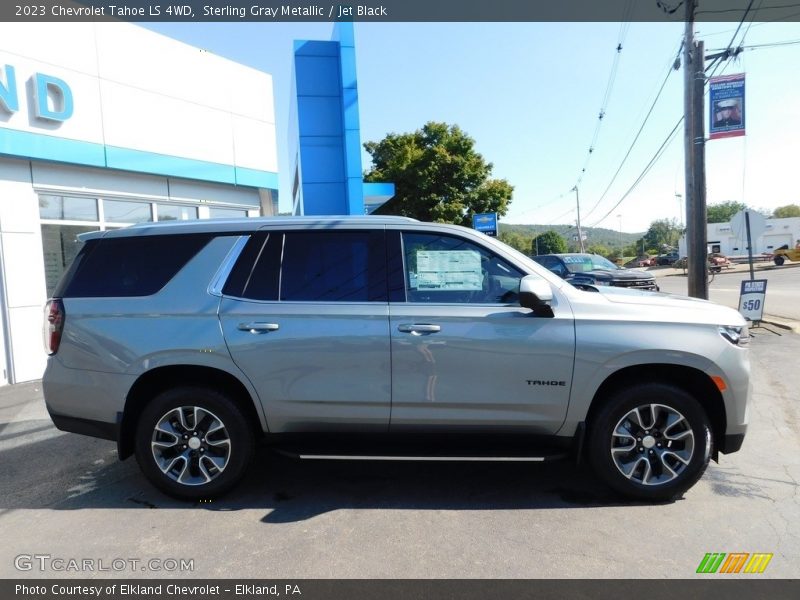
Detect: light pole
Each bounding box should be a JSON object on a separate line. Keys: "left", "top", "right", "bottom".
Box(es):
{"left": 617, "top": 214, "right": 622, "bottom": 253}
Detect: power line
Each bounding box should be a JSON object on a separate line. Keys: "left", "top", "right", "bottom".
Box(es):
{"left": 582, "top": 40, "right": 684, "bottom": 222}
{"left": 696, "top": 1, "right": 800, "bottom": 15}
{"left": 719, "top": 37, "right": 800, "bottom": 49}
{"left": 572, "top": 1, "right": 634, "bottom": 189}
{"left": 588, "top": 117, "right": 684, "bottom": 228}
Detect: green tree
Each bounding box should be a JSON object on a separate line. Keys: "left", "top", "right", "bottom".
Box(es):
{"left": 532, "top": 230, "right": 567, "bottom": 255}
{"left": 707, "top": 201, "right": 748, "bottom": 223}
{"left": 642, "top": 218, "right": 682, "bottom": 251}
{"left": 586, "top": 243, "right": 612, "bottom": 258}
{"left": 498, "top": 230, "right": 532, "bottom": 255}
{"left": 773, "top": 204, "right": 800, "bottom": 218}
{"left": 365, "top": 122, "right": 513, "bottom": 226}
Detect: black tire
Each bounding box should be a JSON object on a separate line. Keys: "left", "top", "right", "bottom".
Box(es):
{"left": 587, "top": 383, "right": 712, "bottom": 502}
{"left": 134, "top": 386, "right": 254, "bottom": 501}
{"left": 774, "top": 255, "right": 785, "bottom": 266}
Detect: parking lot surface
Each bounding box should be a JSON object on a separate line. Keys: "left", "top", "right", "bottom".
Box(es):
{"left": 1, "top": 332, "right": 798, "bottom": 579}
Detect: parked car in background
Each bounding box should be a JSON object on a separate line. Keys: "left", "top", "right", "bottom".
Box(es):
{"left": 533, "top": 253, "right": 659, "bottom": 291}
{"left": 637, "top": 256, "right": 658, "bottom": 267}
{"left": 656, "top": 252, "right": 680, "bottom": 266}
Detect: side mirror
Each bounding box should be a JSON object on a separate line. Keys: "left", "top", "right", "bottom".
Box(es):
{"left": 519, "top": 275, "right": 554, "bottom": 317}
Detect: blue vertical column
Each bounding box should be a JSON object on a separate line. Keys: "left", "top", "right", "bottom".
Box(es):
{"left": 293, "top": 39, "right": 347, "bottom": 215}
{"left": 334, "top": 22, "right": 365, "bottom": 216}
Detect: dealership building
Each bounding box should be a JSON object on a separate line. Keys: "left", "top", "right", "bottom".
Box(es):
{"left": 0, "top": 21, "right": 390, "bottom": 385}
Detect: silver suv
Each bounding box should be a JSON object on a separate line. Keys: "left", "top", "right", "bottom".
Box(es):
{"left": 42, "top": 216, "right": 750, "bottom": 501}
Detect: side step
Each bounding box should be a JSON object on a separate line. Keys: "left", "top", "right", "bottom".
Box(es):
{"left": 293, "top": 453, "right": 567, "bottom": 462}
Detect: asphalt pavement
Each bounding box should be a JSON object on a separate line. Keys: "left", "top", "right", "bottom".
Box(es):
{"left": 0, "top": 330, "right": 798, "bottom": 579}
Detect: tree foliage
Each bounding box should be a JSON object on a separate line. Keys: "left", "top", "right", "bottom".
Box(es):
{"left": 365, "top": 122, "right": 513, "bottom": 226}
{"left": 642, "top": 218, "right": 682, "bottom": 251}
{"left": 586, "top": 243, "right": 612, "bottom": 258}
{"left": 532, "top": 230, "right": 567, "bottom": 255}
{"left": 498, "top": 230, "right": 531, "bottom": 255}
{"left": 773, "top": 204, "right": 800, "bottom": 218}
{"left": 707, "top": 201, "right": 748, "bottom": 223}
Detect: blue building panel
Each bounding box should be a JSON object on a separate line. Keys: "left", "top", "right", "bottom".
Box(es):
{"left": 342, "top": 88, "right": 360, "bottom": 131}
{"left": 292, "top": 22, "right": 393, "bottom": 217}
{"left": 339, "top": 47, "right": 358, "bottom": 90}
{"left": 299, "top": 142, "right": 346, "bottom": 183}
{"left": 294, "top": 40, "right": 338, "bottom": 57}
{"left": 106, "top": 146, "right": 235, "bottom": 184}
{"left": 302, "top": 182, "right": 348, "bottom": 215}
{"left": 343, "top": 129, "right": 363, "bottom": 179}
{"left": 236, "top": 167, "right": 279, "bottom": 189}
{"left": 294, "top": 55, "right": 341, "bottom": 96}
{"left": 346, "top": 177, "right": 364, "bottom": 215}
{"left": 297, "top": 96, "right": 343, "bottom": 137}
{"left": 0, "top": 128, "right": 106, "bottom": 167}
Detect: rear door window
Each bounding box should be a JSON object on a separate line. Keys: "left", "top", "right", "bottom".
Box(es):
{"left": 280, "top": 231, "right": 387, "bottom": 302}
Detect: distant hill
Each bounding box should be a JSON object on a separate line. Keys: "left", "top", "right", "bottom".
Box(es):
{"left": 499, "top": 223, "right": 643, "bottom": 249}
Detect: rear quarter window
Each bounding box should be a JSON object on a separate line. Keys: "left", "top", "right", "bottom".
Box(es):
{"left": 57, "top": 234, "right": 212, "bottom": 298}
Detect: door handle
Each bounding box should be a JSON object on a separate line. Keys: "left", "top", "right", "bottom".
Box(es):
{"left": 237, "top": 322, "right": 280, "bottom": 333}
{"left": 397, "top": 323, "right": 441, "bottom": 335}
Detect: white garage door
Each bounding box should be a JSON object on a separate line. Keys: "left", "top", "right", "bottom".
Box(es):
{"left": 761, "top": 234, "right": 792, "bottom": 253}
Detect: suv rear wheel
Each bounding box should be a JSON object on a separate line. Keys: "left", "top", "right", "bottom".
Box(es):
{"left": 587, "top": 383, "right": 712, "bottom": 501}
{"left": 134, "top": 387, "right": 254, "bottom": 500}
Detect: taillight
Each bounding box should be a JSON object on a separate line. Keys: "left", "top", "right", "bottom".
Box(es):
{"left": 44, "top": 299, "right": 65, "bottom": 355}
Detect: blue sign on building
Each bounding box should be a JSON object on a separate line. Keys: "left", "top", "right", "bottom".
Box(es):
{"left": 473, "top": 212, "right": 498, "bottom": 236}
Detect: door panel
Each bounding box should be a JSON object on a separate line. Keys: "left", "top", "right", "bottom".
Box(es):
{"left": 220, "top": 300, "right": 391, "bottom": 432}
{"left": 219, "top": 229, "right": 392, "bottom": 433}
{"left": 389, "top": 304, "right": 574, "bottom": 433}
{"left": 389, "top": 230, "right": 575, "bottom": 433}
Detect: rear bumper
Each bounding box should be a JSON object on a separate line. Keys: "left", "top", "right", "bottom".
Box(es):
{"left": 49, "top": 413, "right": 119, "bottom": 442}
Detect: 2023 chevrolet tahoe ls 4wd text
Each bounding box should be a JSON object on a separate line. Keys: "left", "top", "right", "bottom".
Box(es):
{"left": 42, "top": 217, "right": 750, "bottom": 501}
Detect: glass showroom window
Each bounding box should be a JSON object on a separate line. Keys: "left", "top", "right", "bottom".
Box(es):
{"left": 103, "top": 199, "right": 153, "bottom": 224}
{"left": 39, "top": 195, "right": 101, "bottom": 296}
{"left": 209, "top": 207, "right": 248, "bottom": 219}
{"left": 39, "top": 195, "right": 156, "bottom": 296}
{"left": 157, "top": 204, "right": 198, "bottom": 221}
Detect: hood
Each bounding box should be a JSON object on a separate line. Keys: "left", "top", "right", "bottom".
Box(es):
{"left": 575, "top": 268, "right": 654, "bottom": 282}
{"left": 590, "top": 285, "right": 747, "bottom": 325}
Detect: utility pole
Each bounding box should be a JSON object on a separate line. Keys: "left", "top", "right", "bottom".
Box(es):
{"left": 572, "top": 185, "right": 586, "bottom": 252}
{"left": 684, "top": 0, "right": 708, "bottom": 299}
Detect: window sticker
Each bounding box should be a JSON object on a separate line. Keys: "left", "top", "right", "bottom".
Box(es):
{"left": 414, "top": 250, "right": 483, "bottom": 291}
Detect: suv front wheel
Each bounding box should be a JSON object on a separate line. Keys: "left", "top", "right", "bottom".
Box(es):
{"left": 587, "top": 383, "right": 713, "bottom": 501}
{"left": 134, "top": 387, "right": 254, "bottom": 500}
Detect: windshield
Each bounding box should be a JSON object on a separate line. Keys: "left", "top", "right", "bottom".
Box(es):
{"left": 562, "top": 254, "right": 618, "bottom": 274}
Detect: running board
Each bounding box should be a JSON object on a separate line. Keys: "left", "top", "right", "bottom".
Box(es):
{"left": 275, "top": 449, "right": 569, "bottom": 463}
{"left": 299, "top": 454, "right": 560, "bottom": 462}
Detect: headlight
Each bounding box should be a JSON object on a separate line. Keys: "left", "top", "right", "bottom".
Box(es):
{"left": 719, "top": 325, "right": 749, "bottom": 346}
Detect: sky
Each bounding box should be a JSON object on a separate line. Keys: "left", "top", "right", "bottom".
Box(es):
{"left": 145, "top": 19, "right": 800, "bottom": 233}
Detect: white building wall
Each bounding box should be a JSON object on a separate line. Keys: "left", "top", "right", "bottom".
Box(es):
{"left": 0, "top": 22, "right": 278, "bottom": 176}
{"left": 0, "top": 23, "right": 279, "bottom": 385}
{"left": 0, "top": 158, "right": 47, "bottom": 383}
{"left": 679, "top": 217, "right": 800, "bottom": 257}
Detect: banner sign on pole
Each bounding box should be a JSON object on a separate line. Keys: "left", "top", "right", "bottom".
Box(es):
{"left": 472, "top": 212, "right": 498, "bottom": 236}
{"left": 709, "top": 73, "right": 745, "bottom": 140}
{"left": 738, "top": 279, "right": 767, "bottom": 322}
